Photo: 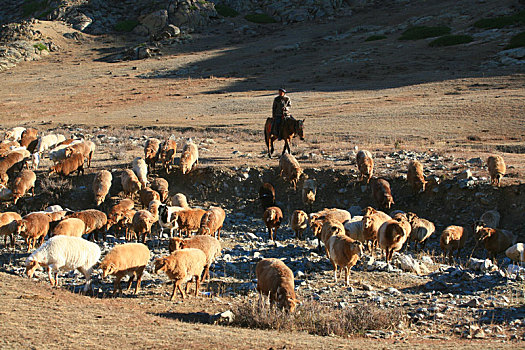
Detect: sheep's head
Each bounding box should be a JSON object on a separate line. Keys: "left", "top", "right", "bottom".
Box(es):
{"left": 153, "top": 257, "right": 168, "bottom": 273}
{"left": 100, "top": 262, "right": 117, "bottom": 278}
{"left": 180, "top": 153, "right": 191, "bottom": 174}
{"left": 406, "top": 212, "right": 418, "bottom": 225}
{"left": 362, "top": 206, "right": 377, "bottom": 216}
{"left": 478, "top": 227, "right": 495, "bottom": 241}
{"left": 277, "top": 286, "right": 300, "bottom": 313}
{"left": 382, "top": 195, "right": 394, "bottom": 210}
{"left": 64, "top": 147, "right": 74, "bottom": 158}
{"left": 310, "top": 219, "right": 323, "bottom": 237}
{"left": 168, "top": 237, "right": 184, "bottom": 253}
{"left": 362, "top": 216, "right": 373, "bottom": 230}
{"left": 14, "top": 220, "right": 26, "bottom": 235}
{"left": 473, "top": 220, "right": 486, "bottom": 235}
{"left": 25, "top": 259, "right": 39, "bottom": 278}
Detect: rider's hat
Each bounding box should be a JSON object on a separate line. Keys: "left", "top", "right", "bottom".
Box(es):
{"left": 278, "top": 88, "right": 286, "bottom": 93}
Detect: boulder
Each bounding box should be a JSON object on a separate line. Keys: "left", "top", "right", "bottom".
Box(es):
{"left": 140, "top": 10, "right": 168, "bottom": 36}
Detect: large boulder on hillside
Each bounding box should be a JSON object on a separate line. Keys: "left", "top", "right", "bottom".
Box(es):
{"left": 139, "top": 10, "right": 168, "bottom": 36}
{"left": 168, "top": 0, "right": 217, "bottom": 28}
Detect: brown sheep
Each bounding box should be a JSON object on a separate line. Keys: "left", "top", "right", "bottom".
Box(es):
{"left": 159, "top": 139, "right": 177, "bottom": 173}
{"left": 475, "top": 223, "right": 517, "bottom": 262}
{"left": 407, "top": 160, "right": 427, "bottom": 193}
{"left": 168, "top": 235, "right": 221, "bottom": 281}
{"left": 171, "top": 193, "right": 189, "bottom": 208}
{"left": 327, "top": 234, "right": 363, "bottom": 286}
{"left": 256, "top": 258, "right": 300, "bottom": 313}
{"left": 66, "top": 140, "right": 95, "bottom": 168}
{"left": 180, "top": 140, "right": 198, "bottom": 175}
{"left": 370, "top": 178, "right": 394, "bottom": 210}
{"left": 392, "top": 212, "right": 412, "bottom": 241}
{"left": 121, "top": 169, "right": 142, "bottom": 198}
{"left": 290, "top": 210, "right": 308, "bottom": 239}
{"left": 106, "top": 198, "right": 135, "bottom": 232}
{"left": 362, "top": 210, "right": 391, "bottom": 252}
{"left": 317, "top": 219, "right": 345, "bottom": 256}
{"left": 356, "top": 150, "right": 374, "bottom": 183}
{"left": 279, "top": 153, "right": 302, "bottom": 190}
{"left": 139, "top": 187, "right": 161, "bottom": 209}
{"left": 93, "top": 170, "right": 112, "bottom": 206}
{"left": 259, "top": 182, "right": 275, "bottom": 210}
{"left": 150, "top": 177, "right": 169, "bottom": 203}
{"left": 154, "top": 248, "right": 207, "bottom": 300}
{"left": 144, "top": 138, "right": 161, "bottom": 172}
{"left": 20, "top": 128, "right": 38, "bottom": 151}
{"left": 0, "top": 212, "right": 22, "bottom": 248}
{"left": 11, "top": 169, "right": 36, "bottom": 204}
{"left": 263, "top": 206, "right": 283, "bottom": 241}
{"left": 406, "top": 212, "right": 435, "bottom": 252}
{"left": 0, "top": 151, "right": 27, "bottom": 174}
{"left": 52, "top": 218, "right": 86, "bottom": 237}
{"left": 49, "top": 153, "right": 84, "bottom": 177}
{"left": 14, "top": 213, "right": 50, "bottom": 251}
{"left": 378, "top": 219, "right": 408, "bottom": 263}
{"left": 174, "top": 208, "right": 206, "bottom": 236}
{"left": 440, "top": 225, "right": 467, "bottom": 264}
{"left": 487, "top": 155, "right": 506, "bottom": 187}
{"left": 122, "top": 209, "right": 137, "bottom": 241}
{"left": 68, "top": 209, "right": 108, "bottom": 241}
{"left": 0, "top": 141, "right": 20, "bottom": 157}
{"left": 197, "top": 206, "right": 226, "bottom": 239}
{"left": 100, "top": 243, "right": 150, "bottom": 296}
{"left": 301, "top": 179, "right": 316, "bottom": 212}
{"left": 308, "top": 208, "right": 352, "bottom": 239}
{"left": 131, "top": 201, "right": 159, "bottom": 243}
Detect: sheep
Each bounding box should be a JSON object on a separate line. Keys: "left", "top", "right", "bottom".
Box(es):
{"left": 327, "top": 234, "right": 363, "bottom": 286}
{"left": 479, "top": 210, "right": 501, "bottom": 229}
{"left": 263, "top": 206, "right": 283, "bottom": 241}
{"left": 168, "top": 235, "right": 221, "bottom": 281}
{"left": 0, "top": 150, "right": 27, "bottom": 175}
{"left": 157, "top": 204, "right": 185, "bottom": 237}
{"left": 475, "top": 223, "right": 517, "bottom": 262}
{"left": 93, "top": 170, "right": 112, "bottom": 206}
{"left": 440, "top": 225, "right": 467, "bottom": 264}
{"left": 67, "top": 209, "right": 108, "bottom": 241}
{"left": 159, "top": 139, "right": 177, "bottom": 173}
{"left": 356, "top": 150, "right": 374, "bottom": 183}
{"left": 406, "top": 212, "right": 435, "bottom": 252}
{"left": 180, "top": 140, "right": 199, "bottom": 175}
{"left": 121, "top": 169, "right": 142, "bottom": 198}
{"left": 171, "top": 193, "right": 189, "bottom": 208}
{"left": 302, "top": 178, "right": 316, "bottom": 212}
{"left": 506, "top": 243, "right": 525, "bottom": 265}
{"left": 259, "top": 182, "right": 276, "bottom": 210}
{"left": 25, "top": 235, "right": 101, "bottom": 293}
{"left": 487, "top": 155, "right": 506, "bottom": 187}
{"left": 407, "top": 160, "right": 427, "bottom": 193}
{"left": 0, "top": 183, "right": 12, "bottom": 201}
{"left": 392, "top": 212, "right": 412, "bottom": 241}
{"left": 197, "top": 206, "right": 226, "bottom": 239}
{"left": 49, "top": 153, "right": 84, "bottom": 177}
{"left": 122, "top": 209, "right": 137, "bottom": 241}
{"left": 256, "top": 258, "right": 300, "bottom": 313}
{"left": 139, "top": 187, "right": 161, "bottom": 209}
{"left": 66, "top": 140, "right": 95, "bottom": 168}
{"left": 14, "top": 213, "right": 50, "bottom": 251}
{"left": 344, "top": 216, "right": 365, "bottom": 243}
{"left": 154, "top": 248, "right": 207, "bottom": 300}
{"left": 20, "top": 128, "right": 38, "bottom": 150}
{"left": 51, "top": 218, "right": 86, "bottom": 237}
{"left": 378, "top": 219, "right": 409, "bottom": 263}
{"left": 362, "top": 210, "right": 391, "bottom": 251}
{"left": 290, "top": 210, "right": 308, "bottom": 239}
{"left": 279, "top": 153, "right": 302, "bottom": 190}
{"left": 318, "top": 219, "right": 345, "bottom": 256}
{"left": 173, "top": 207, "right": 207, "bottom": 237}
{"left": 0, "top": 212, "right": 22, "bottom": 248}
{"left": 370, "top": 178, "right": 394, "bottom": 210}
{"left": 144, "top": 138, "right": 161, "bottom": 172}
{"left": 132, "top": 157, "right": 148, "bottom": 188}
{"left": 99, "top": 243, "right": 150, "bottom": 296}
{"left": 131, "top": 201, "right": 160, "bottom": 243}
{"left": 48, "top": 139, "right": 82, "bottom": 164}
{"left": 309, "top": 208, "right": 352, "bottom": 238}
{"left": 5, "top": 127, "right": 26, "bottom": 141}
{"left": 11, "top": 169, "right": 36, "bottom": 204}
{"left": 150, "top": 177, "right": 169, "bottom": 202}
{"left": 33, "top": 134, "right": 66, "bottom": 169}
{"left": 107, "top": 199, "right": 135, "bottom": 232}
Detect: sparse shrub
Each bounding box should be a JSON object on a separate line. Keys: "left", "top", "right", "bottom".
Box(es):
{"left": 467, "top": 135, "right": 481, "bottom": 141}
{"left": 22, "top": 0, "right": 47, "bottom": 17}
{"left": 39, "top": 176, "right": 72, "bottom": 201}
{"left": 114, "top": 19, "right": 139, "bottom": 32}
{"left": 506, "top": 31, "right": 525, "bottom": 49}
{"left": 33, "top": 43, "right": 47, "bottom": 51}
{"left": 473, "top": 10, "right": 525, "bottom": 29}
{"left": 429, "top": 34, "right": 473, "bottom": 47}
{"left": 215, "top": 4, "right": 239, "bottom": 17}
{"left": 399, "top": 26, "right": 451, "bottom": 40}
{"left": 365, "top": 35, "right": 387, "bottom": 42}
{"left": 244, "top": 13, "right": 277, "bottom": 24}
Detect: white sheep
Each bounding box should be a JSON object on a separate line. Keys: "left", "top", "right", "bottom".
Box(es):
{"left": 32, "top": 134, "right": 66, "bottom": 169}
{"left": 48, "top": 140, "right": 82, "bottom": 164}
{"left": 132, "top": 157, "right": 148, "bottom": 188}
{"left": 5, "top": 127, "right": 26, "bottom": 141}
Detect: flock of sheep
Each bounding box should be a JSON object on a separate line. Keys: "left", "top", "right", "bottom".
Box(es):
{"left": 0, "top": 125, "right": 523, "bottom": 314}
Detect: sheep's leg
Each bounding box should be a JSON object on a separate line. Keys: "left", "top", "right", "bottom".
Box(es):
{"left": 134, "top": 267, "right": 145, "bottom": 294}
{"left": 177, "top": 281, "right": 186, "bottom": 299}
{"left": 172, "top": 281, "right": 182, "bottom": 301}
{"left": 126, "top": 273, "right": 136, "bottom": 293}
{"left": 317, "top": 238, "right": 323, "bottom": 254}
{"left": 344, "top": 267, "right": 350, "bottom": 287}
{"left": 79, "top": 267, "right": 92, "bottom": 294}
{"left": 185, "top": 278, "right": 192, "bottom": 295}
{"left": 47, "top": 267, "right": 56, "bottom": 286}
{"left": 203, "top": 265, "right": 210, "bottom": 282}
{"left": 217, "top": 226, "right": 222, "bottom": 240}
{"left": 113, "top": 273, "right": 124, "bottom": 296}
{"left": 333, "top": 263, "right": 338, "bottom": 283}
{"left": 194, "top": 275, "right": 201, "bottom": 297}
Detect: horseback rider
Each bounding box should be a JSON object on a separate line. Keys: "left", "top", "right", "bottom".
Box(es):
{"left": 272, "top": 88, "right": 291, "bottom": 140}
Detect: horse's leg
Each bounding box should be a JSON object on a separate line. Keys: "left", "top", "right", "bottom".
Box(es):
{"left": 270, "top": 137, "right": 275, "bottom": 156}
{"left": 282, "top": 138, "right": 291, "bottom": 155}
{"left": 265, "top": 129, "right": 271, "bottom": 158}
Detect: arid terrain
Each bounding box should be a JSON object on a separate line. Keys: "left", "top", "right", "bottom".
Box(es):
{"left": 0, "top": 0, "right": 524, "bottom": 348}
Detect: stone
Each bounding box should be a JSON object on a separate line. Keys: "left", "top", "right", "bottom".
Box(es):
{"left": 463, "top": 298, "right": 481, "bottom": 308}
{"left": 397, "top": 254, "right": 421, "bottom": 275}
{"left": 140, "top": 10, "right": 168, "bottom": 36}
{"left": 480, "top": 259, "right": 493, "bottom": 273}
{"left": 69, "top": 12, "right": 93, "bottom": 31}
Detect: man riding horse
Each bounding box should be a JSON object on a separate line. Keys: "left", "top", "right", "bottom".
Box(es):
{"left": 272, "top": 88, "right": 291, "bottom": 140}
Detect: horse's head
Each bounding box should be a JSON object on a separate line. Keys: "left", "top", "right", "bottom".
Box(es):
{"left": 296, "top": 119, "right": 305, "bottom": 141}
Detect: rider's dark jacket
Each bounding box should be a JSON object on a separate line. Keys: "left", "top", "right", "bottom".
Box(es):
{"left": 272, "top": 95, "right": 291, "bottom": 119}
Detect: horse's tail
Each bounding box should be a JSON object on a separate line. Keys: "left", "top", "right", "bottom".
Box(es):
{"left": 264, "top": 118, "right": 272, "bottom": 147}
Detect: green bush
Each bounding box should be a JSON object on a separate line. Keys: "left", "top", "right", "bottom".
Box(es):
{"left": 114, "top": 19, "right": 139, "bottom": 32}
{"left": 244, "top": 13, "right": 277, "bottom": 24}
{"left": 399, "top": 26, "right": 451, "bottom": 40}
{"left": 33, "top": 43, "right": 48, "bottom": 51}
{"left": 215, "top": 4, "right": 239, "bottom": 17}
{"left": 22, "top": 0, "right": 47, "bottom": 17}
{"left": 429, "top": 34, "right": 473, "bottom": 47}
{"left": 506, "top": 31, "right": 525, "bottom": 49}
{"left": 474, "top": 10, "right": 525, "bottom": 29}
{"left": 365, "top": 35, "right": 387, "bottom": 42}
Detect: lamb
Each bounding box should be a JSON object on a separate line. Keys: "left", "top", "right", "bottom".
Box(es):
{"left": 263, "top": 206, "right": 283, "bottom": 241}
{"left": 174, "top": 207, "right": 207, "bottom": 236}
{"left": 171, "top": 193, "right": 189, "bottom": 208}
{"left": 475, "top": 223, "right": 517, "bottom": 262}
{"left": 144, "top": 138, "right": 161, "bottom": 171}
{"left": 318, "top": 219, "right": 345, "bottom": 256}
{"left": 33, "top": 134, "right": 66, "bottom": 169}
{"left": 290, "top": 210, "right": 308, "bottom": 239}
{"left": 406, "top": 212, "right": 435, "bottom": 252}
{"left": 121, "top": 169, "right": 142, "bottom": 198}
{"left": 487, "top": 155, "right": 506, "bottom": 187}
{"left": 0, "top": 212, "right": 22, "bottom": 248}
{"left": 309, "top": 208, "right": 352, "bottom": 238}
{"left": 479, "top": 210, "right": 501, "bottom": 229}
{"left": 106, "top": 198, "right": 135, "bottom": 235}
{"left": 159, "top": 139, "right": 177, "bottom": 173}
{"left": 168, "top": 235, "right": 221, "bottom": 281}
{"left": 150, "top": 177, "right": 169, "bottom": 202}
{"left": 122, "top": 209, "right": 137, "bottom": 241}
{"left": 131, "top": 200, "right": 160, "bottom": 243}
{"left": 68, "top": 209, "right": 108, "bottom": 241}
{"left": 197, "top": 206, "right": 226, "bottom": 239}
{"left": 157, "top": 204, "right": 185, "bottom": 237}
{"left": 93, "top": 170, "right": 112, "bottom": 206}
{"left": 11, "top": 169, "right": 36, "bottom": 204}
{"left": 49, "top": 153, "right": 84, "bottom": 177}
{"left": 343, "top": 216, "right": 365, "bottom": 243}
{"left": 506, "top": 243, "right": 525, "bottom": 264}
{"left": 132, "top": 157, "right": 148, "bottom": 188}
{"left": 48, "top": 139, "right": 82, "bottom": 163}
{"left": 356, "top": 150, "right": 374, "bottom": 183}
{"left": 14, "top": 213, "right": 50, "bottom": 251}
{"left": 327, "top": 234, "right": 363, "bottom": 286}
{"left": 139, "top": 187, "right": 161, "bottom": 208}
{"left": 99, "top": 243, "right": 150, "bottom": 296}
{"left": 20, "top": 128, "right": 38, "bottom": 150}
{"left": 302, "top": 178, "right": 316, "bottom": 212}
{"left": 180, "top": 140, "right": 199, "bottom": 175}
{"left": 259, "top": 182, "right": 276, "bottom": 210}
{"left": 256, "top": 258, "right": 300, "bottom": 312}
{"left": 362, "top": 210, "right": 391, "bottom": 251}
{"left": 440, "top": 225, "right": 467, "bottom": 264}
{"left": 154, "top": 248, "right": 207, "bottom": 300}
{"left": 407, "top": 160, "right": 427, "bottom": 193}
{"left": 378, "top": 219, "right": 408, "bottom": 263}
{"left": 51, "top": 218, "right": 86, "bottom": 237}
{"left": 25, "top": 235, "right": 101, "bottom": 293}
{"left": 370, "top": 178, "right": 394, "bottom": 210}
{"left": 5, "top": 127, "right": 26, "bottom": 141}
{"left": 66, "top": 140, "right": 95, "bottom": 167}
{"left": 279, "top": 153, "right": 302, "bottom": 190}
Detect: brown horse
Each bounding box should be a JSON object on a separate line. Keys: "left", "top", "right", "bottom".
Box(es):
{"left": 264, "top": 117, "right": 305, "bottom": 158}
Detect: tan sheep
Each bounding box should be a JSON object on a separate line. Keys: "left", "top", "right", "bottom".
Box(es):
{"left": 159, "top": 139, "right": 177, "bottom": 173}
{"left": 344, "top": 216, "right": 365, "bottom": 243}
{"left": 20, "top": 128, "right": 38, "bottom": 150}
{"left": 11, "top": 169, "right": 36, "bottom": 204}
{"left": 0, "top": 150, "right": 27, "bottom": 174}
{"left": 362, "top": 210, "right": 392, "bottom": 251}
{"left": 52, "top": 218, "right": 86, "bottom": 237}
{"left": 356, "top": 150, "right": 374, "bottom": 183}
{"left": 487, "top": 155, "right": 506, "bottom": 187}
{"left": 92, "top": 170, "right": 112, "bottom": 206}
{"left": 378, "top": 219, "right": 408, "bottom": 263}
{"left": 121, "top": 169, "right": 142, "bottom": 198}
{"left": 197, "top": 206, "right": 226, "bottom": 239}
{"left": 406, "top": 212, "right": 435, "bottom": 252}
{"left": 14, "top": 213, "right": 50, "bottom": 251}
{"left": 392, "top": 212, "right": 412, "bottom": 240}
{"left": 327, "top": 234, "right": 363, "bottom": 286}
{"left": 49, "top": 153, "right": 84, "bottom": 177}
{"left": 150, "top": 177, "right": 169, "bottom": 202}
{"left": 99, "top": 243, "right": 150, "bottom": 296}
{"left": 144, "top": 138, "right": 161, "bottom": 171}
{"left": 174, "top": 207, "right": 206, "bottom": 236}
{"left": 476, "top": 223, "right": 517, "bottom": 262}
{"left": 139, "top": 187, "right": 161, "bottom": 209}
{"left": 66, "top": 140, "right": 95, "bottom": 167}
{"left": 290, "top": 209, "right": 308, "bottom": 239}
{"left": 318, "top": 219, "right": 345, "bottom": 257}
{"left": 279, "top": 153, "right": 302, "bottom": 190}
{"left": 131, "top": 201, "right": 159, "bottom": 243}
{"left": 256, "top": 258, "right": 300, "bottom": 313}
{"left": 506, "top": 243, "right": 525, "bottom": 264}
{"left": 168, "top": 235, "right": 221, "bottom": 281}
{"left": 171, "top": 193, "right": 189, "bottom": 208}
{"left": 302, "top": 179, "right": 316, "bottom": 212}
{"left": 122, "top": 209, "right": 137, "bottom": 241}
{"left": 180, "top": 140, "right": 198, "bottom": 175}
{"left": 370, "top": 178, "right": 394, "bottom": 210}
{"left": 154, "top": 248, "right": 207, "bottom": 300}
{"left": 308, "top": 208, "right": 352, "bottom": 238}
{"left": 106, "top": 198, "right": 135, "bottom": 233}
{"left": 263, "top": 206, "right": 283, "bottom": 241}
{"left": 440, "top": 225, "right": 467, "bottom": 264}
{"left": 68, "top": 209, "right": 107, "bottom": 241}
{"left": 407, "top": 160, "right": 427, "bottom": 193}
{"left": 132, "top": 157, "right": 149, "bottom": 188}
{"left": 0, "top": 212, "right": 22, "bottom": 248}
